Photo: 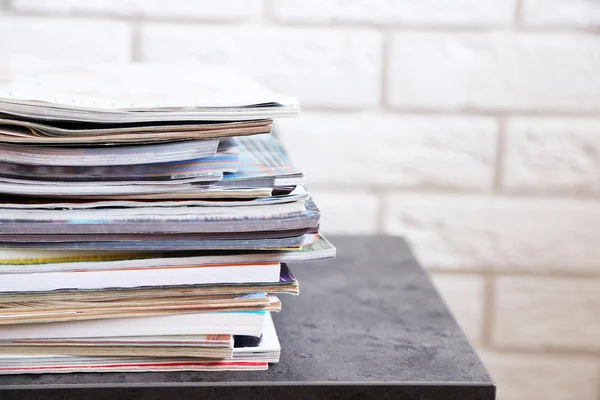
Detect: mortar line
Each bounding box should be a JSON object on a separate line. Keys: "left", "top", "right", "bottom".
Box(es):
{"left": 596, "top": 364, "right": 600, "bottom": 400}
{"left": 2, "top": 9, "right": 243, "bottom": 26}
{"left": 5, "top": 8, "right": 600, "bottom": 35}
{"left": 307, "top": 184, "right": 600, "bottom": 201}
{"left": 301, "top": 106, "right": 600, "bottom": 118}
{"left": 130, "top": 21, "right": 142, "bottom": 62}
{"left": 485, "top": 344, "right": 600, "bottom": 358}
{"left": 493, "top": 117, "right": 507, "bottom": 193}
{"left": 514, "top": 0, "right": 525, "bottom": 27}
{"left": 379, "top": 29, "right": 391, "bottom": 109}
{"left": 375, "top": 193, "right": 388, "bottom": 235}
{"left": 480, "top": 273, "right": 495, "bottom": 347}
{"left": 262, "top": 0, "right": 275, "bottom": 23}
{"left": 424, "top": 267, "right": 600, "bottom": 279}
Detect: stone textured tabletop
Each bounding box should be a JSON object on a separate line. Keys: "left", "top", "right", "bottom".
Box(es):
{"left": 0, "top": 236, "right": 495, "bottom": 400}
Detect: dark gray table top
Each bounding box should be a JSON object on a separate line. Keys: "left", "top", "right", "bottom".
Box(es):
{"left": 0, "top": 236, "right": 495, "bottom": 400}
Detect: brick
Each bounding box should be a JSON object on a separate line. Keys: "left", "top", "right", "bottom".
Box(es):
{"left": 493, "top": 276, "right": 600, "bottom": 352}
{"left": 308, "top": 190, "right": 379, "bottom": 235}
{"left": 272, "top": 0, "right": 515, "bottom": 26}
{"left": 278, "top": 112, "right": 497, "bottom": 191}
{"left": 480, "top": 351, "right": 600, "bottom": 400}
{"left": 430, "top": 273, "right": 484, "bottom": 344}
{"left": 523, "top": 0, "right": 600, "bottom": 27}
{"left": 383, "top": 194, "right": 600, "bottom": 272}
{"left": 0, "top": 17, "right": 131, "bottom": 63}
{"left": 271, "top": 0, "right": 389, "bottom": 24}
{"left": 139, "top": 24, "right": 382, "bottom": 108}
{"left": 504, "top": 117, "right": 600, "bottom": 195}
{"left": 387, "top": 0, "right": 516, "bottom": 26}
{"left": 387, "top": 32, "right": 600, "bottom": 111}
{"left": 12, "top": 0, "right": 263, "bottom": 20}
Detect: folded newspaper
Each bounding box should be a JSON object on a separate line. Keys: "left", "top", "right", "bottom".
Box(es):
{"left": 0, "top": 61, "right": 334, "bottom": 374}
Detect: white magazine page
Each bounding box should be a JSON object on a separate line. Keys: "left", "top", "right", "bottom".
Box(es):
{"left": 0, "top": 58, "right": 299, "bottom": 110}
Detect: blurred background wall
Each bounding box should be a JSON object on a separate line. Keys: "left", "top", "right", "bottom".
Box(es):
{"left": 1, "top": 1, "right": 599, "bottom": 399}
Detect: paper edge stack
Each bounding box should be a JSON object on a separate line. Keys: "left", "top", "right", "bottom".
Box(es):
{"left": 0, "top": 61, "right": 335, "bottom": 374}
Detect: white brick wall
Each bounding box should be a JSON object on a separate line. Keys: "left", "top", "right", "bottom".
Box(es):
{"left": 139, "top": 25, "right": 383, "bottom": 108}
{"left": 271, "top": 0, "right": 389, "bottom": 24}
{"left": 1, "top": 1, "right": 600, "bottom": 399}
{"left": 277, "top": 112, "right": 497, "bottom": 191}
{"left": 12, "top": 0, "right": 264, "bottom": 20}
{"left": 308, "top": 190, "right": 379, "bottom": 235}
{"left": 522, "top": 0, "right": 600, "bottom": 27}
{"left": 480, "top": 351, "right": 600, "bottom": 400}
{"left": 493, "top": 276, "right": 600, "bottom": 352}
{"left": 504, "top": 118, "right": 600, "bottom": 195}
{"left": 383, "top": 194, "right": 600, "bottom": 273}
{"left": 388, "top": 32, "right": 600, "bottom": 111}
{"left": 0, "top": 17, "right": 131, "bottom": 63}
{"left": 430, "top": 273, "right": 485, "bottom": 344}
{"left": 271, "top": 0, "right": 516, "bottom": 26}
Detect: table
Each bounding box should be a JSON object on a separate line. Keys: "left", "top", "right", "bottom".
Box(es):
{"left": 0, "top": 236, "right": 495, "bottom": 400}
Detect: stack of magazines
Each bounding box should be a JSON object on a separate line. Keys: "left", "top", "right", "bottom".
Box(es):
{"left": 0, "top": 62, "right": 335, "bottom": 374}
